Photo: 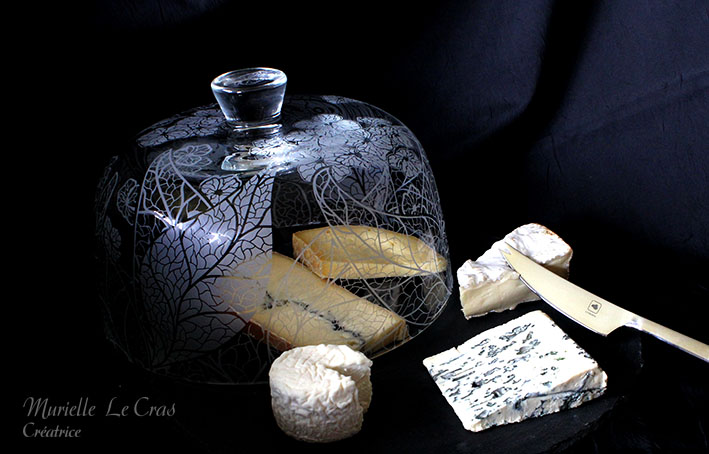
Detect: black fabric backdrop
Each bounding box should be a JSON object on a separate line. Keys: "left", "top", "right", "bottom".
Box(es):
{"left": 15, "top": 0, "right": 708, "bottom": 452}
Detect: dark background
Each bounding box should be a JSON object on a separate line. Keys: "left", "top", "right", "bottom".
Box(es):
{"left": 15, "top": 0, "right": 708, "bottom": 452}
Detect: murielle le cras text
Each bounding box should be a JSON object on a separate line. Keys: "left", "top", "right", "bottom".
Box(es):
{"left": 22, "top": 396, "right": 176, "bottom": 438}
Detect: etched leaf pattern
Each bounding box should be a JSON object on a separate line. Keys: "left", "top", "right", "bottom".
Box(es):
{"left": 96, "top": 95, "right": 452, "bottom": 383}
{"left": 135, "top": 145, "right": 273, "bottom": 366}
{"left": 95, "top": 156, "right": 122, "bottom": 263}
{"left": 308, "top": 158, "right": 450, "bottom": 328}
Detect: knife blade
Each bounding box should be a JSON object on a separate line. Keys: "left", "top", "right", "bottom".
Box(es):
{"left": 500, "top": 244, "right": 709, "bottom": 363}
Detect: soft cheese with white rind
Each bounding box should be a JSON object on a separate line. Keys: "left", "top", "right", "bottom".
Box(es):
{"left": 423, "top": 310, "right": 607, "bottom": 432}
{"left": 458, "top": 223, "right": 572, "bottom": 318}
{"left": 269, "top": 344, "right": 373, "bottom": 443}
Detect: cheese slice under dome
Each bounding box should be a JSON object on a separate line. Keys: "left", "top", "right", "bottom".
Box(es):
{"left": 246, "top": 252, "right": 408, "bottom": 353}
{"left": 292, "top": 225, "right": 447, "bottom": 279}
{"left": 457, "top": 223, "right": 572, "bottom": 318}
{"left": 269, "top": 344, "right": 373, "bottom": 443}
{"left": 423, "top": 310, "right": 608, "bottom": 432}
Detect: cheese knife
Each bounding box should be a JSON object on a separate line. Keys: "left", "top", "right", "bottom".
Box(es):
{"left": 500, "top": 244, "right": 709, "bottom": 362}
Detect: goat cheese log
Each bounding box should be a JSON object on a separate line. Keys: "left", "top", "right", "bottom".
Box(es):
{"left": 269, "top": 344, "right": 373, "bottom": 443}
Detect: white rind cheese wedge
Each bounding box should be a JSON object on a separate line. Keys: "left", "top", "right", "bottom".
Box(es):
{"left": 269, "top": 344, "right": 373, "bottom": 443}
{"left": 458, "top": 223, "right": 572, "bottom": 318}
{"left": 247, "top": 252, "right": 408, "bottom": 353}
{"left": 423, "top": 310, "right": 607, "bottom": 432}
{"left": 293, "top": 225, "right": 447, "bottom": 279}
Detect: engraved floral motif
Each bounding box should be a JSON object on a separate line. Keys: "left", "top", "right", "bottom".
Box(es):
{"left": 283, "top": 113, "right": 392, "bottom": 184}
{"left": 199, "top": 174, "right": 243, "bottom": 204}
{"left": 136, "top": 107, "right": 223, "bottom": 148}
{"left": 171, "top": 143, "right": 215, "bottom": 172}
{"left": 387, "top": 146, "right": 422, "bottom": 178}
{"left": 117, "top": 178, "right": 139, "bottom": 225}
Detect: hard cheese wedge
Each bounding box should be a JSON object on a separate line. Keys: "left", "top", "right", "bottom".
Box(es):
{"left": 458, "top": 223, "right": 572, "bottom": 318}
{"left": 247, "top": 252, "right": 408, "bottom": 353}
{"left": 292, "top": 225, "right": 447, "bottom": 279}
{"left": 423, "top": 310, "right": 607, "bottom": 432}
{"left": 269, "top": 344, "right": 373, "bottom": 443}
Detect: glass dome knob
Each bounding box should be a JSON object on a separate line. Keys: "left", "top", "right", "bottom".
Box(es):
{"left": 211, "top": 68, "right": 287, "bottom": 132}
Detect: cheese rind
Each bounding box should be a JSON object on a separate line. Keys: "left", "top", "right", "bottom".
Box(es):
{"left": 269, "top": 344, "right": 373, "bottom": 443}
{"left": 458, "top": 223, "right": 572, "bottom": 318}
{"left": 423, "top": 310, "right": 607, "bottom": 432}
{"left": 293, "top": 225, "right": 447, "bottom": 279}
{"left": 247, "top": 252, "right": 408, "bottom": 353}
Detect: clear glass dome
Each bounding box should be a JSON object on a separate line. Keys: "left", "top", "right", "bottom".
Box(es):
{"left": 95, "top": 68, "right": 452, "bottom": 383}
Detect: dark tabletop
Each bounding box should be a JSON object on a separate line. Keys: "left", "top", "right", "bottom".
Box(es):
{"left": 14, "top": 0, "right": 708, "bottom": 452}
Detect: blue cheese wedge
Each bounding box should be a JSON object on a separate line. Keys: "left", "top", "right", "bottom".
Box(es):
{"left": 423, "top": 310, "right": 607, "bottom": 432}
{"left": 457, "top": 223, "right": 572, "bottom": 318}
{"left": 269, "top": 344, "right": 373, "bottom": 443}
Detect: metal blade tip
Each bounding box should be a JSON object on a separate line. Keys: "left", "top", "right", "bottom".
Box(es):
{"left": 500, "top": 242, "right": 521, "bottom": 263}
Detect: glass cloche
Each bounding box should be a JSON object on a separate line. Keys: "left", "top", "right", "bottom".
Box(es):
{"left": 94, "top": 68, "right": 452, "bottom": 384}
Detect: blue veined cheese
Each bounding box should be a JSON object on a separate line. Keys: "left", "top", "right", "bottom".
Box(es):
{"left": 240, "top": 253, "right": 409, "bottom": 353}
{"left": 423, "top": 310, "right": 607, "bottom": 432}
{"left": 457, "top": 223, "right": 573, "bottom": 318}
